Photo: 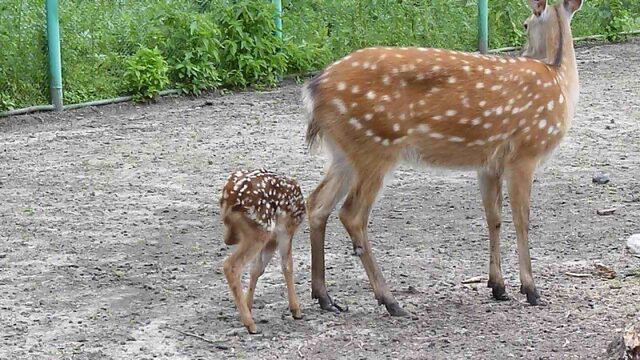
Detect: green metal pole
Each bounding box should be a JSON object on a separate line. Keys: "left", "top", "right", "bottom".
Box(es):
{"left": 46, "top": 0, "right": 63, "bottom": 111}
{"left": 478, "top": 0, "right": 489, "bottom": 54}
{"left": 272, "top": 0, "right": 282, "bottom": 40}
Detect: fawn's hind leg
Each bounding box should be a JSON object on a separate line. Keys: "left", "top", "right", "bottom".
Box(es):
{"left": 223, "top": 218, "right": 268, "bottom": 334}
{"left": 246, "top": 239, "right": 277, "bottom": 312}
{"left": 278, "top": 229, "right": 302, "bottom": 319}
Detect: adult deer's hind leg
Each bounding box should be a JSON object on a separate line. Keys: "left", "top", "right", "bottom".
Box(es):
{"left": 307, "top": 154, "right": 352, "bottom": 313}
{"left": 478, "top": 169, "right": 509, "bottom": 301}
{"left": 339, "top": 165, "right": 408, "bottom": 317}
{"left": 506, "top": 159, "right": 540, "bottom": 305}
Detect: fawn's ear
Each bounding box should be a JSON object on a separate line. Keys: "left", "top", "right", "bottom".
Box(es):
{"left": 528, "top": 0, "right": 547, "bottom": 17}
{"left": 563, "top": 0, "right": 583, "bottom": 15}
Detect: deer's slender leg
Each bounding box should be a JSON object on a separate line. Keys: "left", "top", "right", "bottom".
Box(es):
{"left": 223, "top": 225, "right": 267, "bottom": 334}
{"left": 339, "top": 169, "right": 408, "bottom": 317}
{"left": 278, "top": 230, "right": 303, "bottom": 319}
{"left": 307, "top": 160, "right": 352, "bottom": 313}
{"left": 478, "top": 169, "right": 509, "bottom": 301}
{"left": 246, "top": 239, "right": 276, "bottom": 312}
{"left": 506, "top": 159, "right": 540, "bottom": 305}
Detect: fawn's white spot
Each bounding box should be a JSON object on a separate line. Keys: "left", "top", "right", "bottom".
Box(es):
{"left": 348, "top": 117, "right": 362, "bottom": 130}
{"left": 366, "top": 91, "right": 377, "bottom": 100}
{"left": 337, "top": 82, "right": 347, "bottom": 91}
{"left": 331, "top": 98, "right": 347, "bottom": 114}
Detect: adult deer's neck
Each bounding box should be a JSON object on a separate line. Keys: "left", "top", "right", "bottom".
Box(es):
{"left": 555, "top": 12, "right": 580, "bottom": 119}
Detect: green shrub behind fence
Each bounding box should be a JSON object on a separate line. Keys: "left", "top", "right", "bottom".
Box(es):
{"left": 0, "top": 0, "right": 639, "bottom": 111}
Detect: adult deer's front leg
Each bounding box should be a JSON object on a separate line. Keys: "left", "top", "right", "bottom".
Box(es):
{"left": 506, "top": 159, "right": 540, "bottom": 305}
{"left": 339, "top": 173, "right": 408, "bottom": 317}
{"left": 307, "top": 164, "right": 351, "bottom": 312}
{"left": 478, "top": 169, "right": 509, "bottom": 301}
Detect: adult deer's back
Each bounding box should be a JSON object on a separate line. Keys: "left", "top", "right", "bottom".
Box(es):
{"left": 302, "top": 0, "right": 583, "bottom": 315}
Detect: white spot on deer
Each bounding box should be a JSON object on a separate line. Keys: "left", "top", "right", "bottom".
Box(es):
{"left": 417, "top": 124, "right": 430, "bottom": 133}
{"left": 393, "top": 136, "right": 407, "bottom": 145}
{"left": 471, "top": 117, "right": 482, "bottom": 126}
{"left": 348, "top": 118, "right": 362, "bottom": 130}
{"left": 495, "top": 106, "right": 503, "bottom": 115}
{"left": 432, "top": 115, "right": 443, "bottom": 121}
{"left": 538, "top": 119, "right": 547, "bottom": 129}
{"left": 399, "top": 113, "right": 407, "bottom": 121}
{"left": 429, "top": 132, "right": 444, "bottom": 139}
{"left": 351, "top": 61, "right": 360, "bottom": 67}
{"left": 418, "top": 99, "right": 426, "bottom": 106}
{"left": 462, "top": 97, "right": 470, "bottom": 108}
{"left": 483, "top": 110, "right": 492, "bottom": 117}
{"left": 547, "top": 126, "right": 555, "bottom": 134}
{"left": 449, "top": 136, "right": 465, "bottom": 143}
{"left": 479, "top": 100, "right": 487, "bottom": 107}
{"left": 547, "top": 100, "right": 555, "bottom": 111}
{"left": 351, "top": 85, "right": 360, "bottom": 94}
{"left": 459, "top": 118, "right": 469, "bottom": 124}
{"left": 365, "top": 129, "right": 374, "bottom": 137}
{"left": 476, "top": 83, "right": 485, "bottom": 89}
{"left": 394, "top": 54, "right": 404, "bottom": 59}
{"left": 432, "top": 65, "right": 441, "bottom": 72}
{"left": 374, "top": 104, "right": 385, "bottom": 113}
{"left": 523, "top": 126, "right": 531, "bottom": 133}
{"left": 364, "top": 113, "right": 374, "bottom": 121}
{"left": 491, "top": 85, "right": 503, "bottom": 91}
{"left": 445, "top": 110, "right": 457, "bottom": 117}
{"left": 476, "top": 65, "right": 484, "bottom": 71}
{"left": 416, "top": 73, "right": 425, "bottom": 80}
{"left": 483, "top": 123, "right": 493, "bottom": 129}
{"left": 381, "top": 95, "right": 391, "bottom": 102}
{"left": 373, "top": 136, "right": 382, "bottom": 143}
{"left": 559, "top": 94, "right": 565, "bottom": 104}
{"left": 366, "top": 91, "right": 377, "bottom": 100}
{"left": 381, "top": 139, "right": 390, "bottom": 146}
{"left": 351, "top": 102, "right": 358, "bottom": 109}
{"left": 430, "top": 87, "right": 441, "bottom": 94}
{"left": 537, "top": 106, "right": 544, "bottom": 113}
{"left": 393, "top": 123, "right": 401, "bottom": 132}
{"left": 400, "top": 79, "right": 408, "bottom": 87}
{"left": 363, "top": 62, "right": 371, "bottom": 69}
{"left": 448, "top": 77, "right": 457, "bottom": 84}
{"left": 331, "top": 98, "right": 347, "bottom": 114}
{"left": 467, "top": 139, "right": 486, "bottom": 146}
{"left": 484, "top": 68, "right": 492, "bottom": 75}
{"left": 337, "top": 82, "right": 347, "bottom": 91}
{"left": 463, "top": 65, "right": 471, "bottom": 73}
{"left": 382, "top": 75, "right": 391, "bottom": 85}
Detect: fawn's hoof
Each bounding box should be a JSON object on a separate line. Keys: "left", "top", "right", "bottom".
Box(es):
{"left": 291, "top": 308, "right": 303, "bottom": 320}
{"left": 246, "top": 324, "right": 261, "bottom": 335}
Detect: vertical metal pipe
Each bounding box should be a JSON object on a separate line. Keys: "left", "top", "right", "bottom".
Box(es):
{"left": 46, "top": 0, "right": 63, "bottom": 111}
{"left": 478, "top": 0, "right": 489, "bottom": 54}
{"left": 273, "top": 0, "right": 283, "bottom": 40}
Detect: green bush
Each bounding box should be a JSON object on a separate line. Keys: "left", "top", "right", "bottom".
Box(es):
{"left": 0, "top": 0, "right": 639, "bottom": 111}
{"left": 594, "top": 0, "right": 636, "bottom": 42}
{"left": 124, "top": 47, "right": 170, "bottom": 101}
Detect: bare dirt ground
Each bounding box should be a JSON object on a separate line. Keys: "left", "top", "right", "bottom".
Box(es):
{"left": 1, "top": 38, "right": 640, "bottom": 360}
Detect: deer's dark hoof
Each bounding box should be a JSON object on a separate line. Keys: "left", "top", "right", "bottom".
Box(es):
{"left": 520, "top": 284, "right": 541, "bottom": 306}
{"left": 317, "top": 295, "right": 348, "bottom": 313}
{"left": 385, "top": 301, "right": 409, "bottom": 317}
{"left": 488, "top": 280, "right": 510, "bottom": 301}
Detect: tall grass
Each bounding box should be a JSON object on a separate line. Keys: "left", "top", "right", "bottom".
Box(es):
{"left": 1, "top": 0, "right": 638, "bottom": 111}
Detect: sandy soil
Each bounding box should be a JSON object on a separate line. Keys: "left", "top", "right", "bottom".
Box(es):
{"left": 1, "top": 38, "right": 639, "bottom": 360}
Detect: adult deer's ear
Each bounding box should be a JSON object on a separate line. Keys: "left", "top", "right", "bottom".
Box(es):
{"left": 528, "top": 0, "right": 547, "bottom": 17}
{"left": 563, "top": 0, "right": 583, "bottom": 15}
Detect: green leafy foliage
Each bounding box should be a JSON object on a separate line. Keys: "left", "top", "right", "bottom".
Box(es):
{"left": 124, "top": 47, "right": 170, "bottom": 102}
{"left": 0, "top": 0, "right": 639, "bottom": 111}
{"left": 594, "top": 0, "right": 636, "bottom": 42}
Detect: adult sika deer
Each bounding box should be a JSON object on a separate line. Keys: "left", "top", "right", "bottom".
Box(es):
{"left": 220, "top": 169, "right": 306, "bottom": 333}
{"left": 302, "top": 0, "right": 583, "bottom": 315}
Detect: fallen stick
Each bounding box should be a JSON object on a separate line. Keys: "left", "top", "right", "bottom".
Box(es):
{"left": 565, "top": 272, "right": 592, "bottom": 278}
{"left": 165, "top": 325, "right": 229, "bottom": 349}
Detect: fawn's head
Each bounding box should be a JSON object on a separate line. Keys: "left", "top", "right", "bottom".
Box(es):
{"left": 522, "top": 0, "right": 583, "bottom": 63}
